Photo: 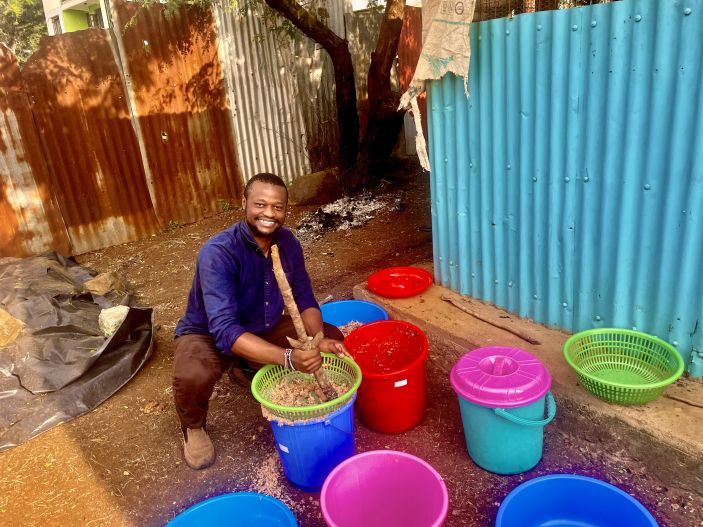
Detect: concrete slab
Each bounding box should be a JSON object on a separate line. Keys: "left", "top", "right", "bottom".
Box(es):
{"left": 353, "top": 268, "right": 703, "bottom": 490}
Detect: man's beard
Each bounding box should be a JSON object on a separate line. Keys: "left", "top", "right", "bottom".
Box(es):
{"left": 246, "top": 218, "right": 281, "bottom": 239}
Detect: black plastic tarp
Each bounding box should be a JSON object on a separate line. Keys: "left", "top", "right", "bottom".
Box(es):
{"left": 0, "top": 253, "right": 153, "bottom": 451}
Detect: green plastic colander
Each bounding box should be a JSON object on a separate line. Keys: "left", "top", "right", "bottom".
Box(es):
{"left": 563, "top": 328, "right": 684, "bottom": 405}
{"left": 251, "top": 353, "right": 362, "bottom": 421}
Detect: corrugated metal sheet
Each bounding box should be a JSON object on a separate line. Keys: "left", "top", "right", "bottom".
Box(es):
{"left": 323, "top": 0, "right": 348, "bottom": 37}
{"left": 0, "top": 45, "right": 71, "bottom": 257}
{"left": 397, "top": 5, "right": 428, "bottom": 139}
{"left": 215, "top": 1, "right": 344, "bottom": 183}
{"left": 20, "top": 31, "right": 160, "bottom": 255}
{"left": 292, "top": 0, "right": 345, "bottom": 172}
{"left": 288, "top": 0, "right": 345, "bottom": 173}
{"left": 428, "top": 0, "right": 703, "bottom": 371}
{"left": 113, "top": 0, "right": 242, "bottom": 225}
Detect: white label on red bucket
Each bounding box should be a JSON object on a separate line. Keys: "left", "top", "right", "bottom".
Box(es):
{"left": 278, "top": 443, "right": 289, "bottom": 453}
{"left": 394, "top": 379, "right": 408, "bottom": 388}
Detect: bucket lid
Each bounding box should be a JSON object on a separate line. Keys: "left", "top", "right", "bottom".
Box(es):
{"left": 450, "top": 347, "right": 551, "bottom": 408}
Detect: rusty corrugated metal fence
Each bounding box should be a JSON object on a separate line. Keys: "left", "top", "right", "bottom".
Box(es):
{"left": 1, "top": 31, "right": 161, "bottom": 257}
{"left": 22, "top": 30, "right": 161, "bottom": 255}
{"left": 0, "top": 45, "right": 71, "bottom": 257}
{"left": 1, "top": 0, "right": 371, "bottom": 257}
{"left": 111, "top": 0, "right": 242, "bottom": 226}
{"left": 397, "top": 5, "right": 427, "bottom": 140}
{"left": 0, "top": 1, "right": 244, "bottom": 257}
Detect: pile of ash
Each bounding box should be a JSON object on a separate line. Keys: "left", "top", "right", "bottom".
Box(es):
{"left": 295, "top": 193, "right": 401, "bottom": 241}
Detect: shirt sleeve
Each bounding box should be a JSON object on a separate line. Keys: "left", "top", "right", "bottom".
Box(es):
{"left": 286, "top": 236, "right": 319, "bottom": 314}
{"left": 197, "top": 243, "right": 246, "bottom": 355}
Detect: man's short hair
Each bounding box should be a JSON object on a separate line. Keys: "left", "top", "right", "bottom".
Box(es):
{"left": 244, "top": 173, "right": 288, "bottom": 198}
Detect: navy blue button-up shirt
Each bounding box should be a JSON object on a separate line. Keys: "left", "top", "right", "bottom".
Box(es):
{"left": 175, "top": 221, "right": 319, "bottom": 354}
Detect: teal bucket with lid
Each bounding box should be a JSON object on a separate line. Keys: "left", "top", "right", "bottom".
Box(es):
{"left": 450, "top": 347, "right": 556, "bottom": 475}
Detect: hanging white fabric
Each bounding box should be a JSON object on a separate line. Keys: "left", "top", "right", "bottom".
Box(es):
{"left": 399, "top": 0, "right": 476, "bottom": 171}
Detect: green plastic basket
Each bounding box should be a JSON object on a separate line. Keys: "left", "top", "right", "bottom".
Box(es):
{"left": 251, "top": 353, "right": 362, "bottom": 421}
{"left": 563, "top": 328, "right": 684, "bottom": 405}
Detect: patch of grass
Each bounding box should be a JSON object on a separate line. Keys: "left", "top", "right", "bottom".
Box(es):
{"left": 167, "top": 220, "right": 181, "bottom": 231}
{"left": 218, "top": 199, "right": 235, "bottom": 212}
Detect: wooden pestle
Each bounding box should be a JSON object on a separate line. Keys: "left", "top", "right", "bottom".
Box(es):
{"left": 270, "top": 245, "right": 337, "bottom": 401}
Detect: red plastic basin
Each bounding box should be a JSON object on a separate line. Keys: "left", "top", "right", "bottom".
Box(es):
{"left": 344, "top": 320, "right": 429, "bottom": 433}
{"left": 367, "top": 266, "right": 433, "bottom": 298}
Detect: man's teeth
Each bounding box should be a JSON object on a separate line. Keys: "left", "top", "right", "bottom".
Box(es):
{"left": 259, "top": 219, "right": 275, "bottom": 226}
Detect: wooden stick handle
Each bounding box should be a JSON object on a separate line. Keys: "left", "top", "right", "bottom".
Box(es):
{"left": 272, "top": 245, "right": 337, "bottom": 401}
{"left": 271, "top": 245, "right": 307, "bottom": 341}
{"left": 315, "top": 372, "right": 337, "bottom": 400}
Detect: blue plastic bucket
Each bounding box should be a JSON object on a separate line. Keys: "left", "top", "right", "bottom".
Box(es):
{"left": 271, "top": 394, "right": 356, "bottom": 492}
{"left": 496, "top": 474, "right": 658, "bottom": 526}
{"left": 456, "top": 394, "right": 556, "bottom": 474}
{"left": 320, "top": 300, "right": 389, "bottom": 327}
{"left": 166, "top": 492, "right": 298, "bottom": 526}
{"left": 451, "top": 347, "right": 556, "bottom": 475}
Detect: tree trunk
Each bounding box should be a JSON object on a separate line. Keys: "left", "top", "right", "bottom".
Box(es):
{"left": 343, "top": 0, "right": 406, "bottom": 194}
{"left": 264, "top": 0, "right": 359, "bottom": 172}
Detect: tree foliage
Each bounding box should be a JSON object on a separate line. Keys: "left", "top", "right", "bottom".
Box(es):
{"left": 0, "top": 0, "right": 47, "bottom": 63}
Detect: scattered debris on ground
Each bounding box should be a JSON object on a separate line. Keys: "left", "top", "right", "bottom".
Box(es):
{"left": 5, "top": 166, "right": 701, "bottom": 527}
{"left": 251, "top": 454, "right": 287, "bottom": 503}
{"left": 142, "top": 401, "right": 167, "bottom": 415}
{"left": 295, "top": 193, "right": 402, "bottom": 241}
{"left": 249, "top": 453, "right": 323, "bottom": 520}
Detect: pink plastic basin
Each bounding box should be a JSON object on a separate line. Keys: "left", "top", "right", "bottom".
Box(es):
{"left": 321, "top": 450, "right": 449, "bottom": 527}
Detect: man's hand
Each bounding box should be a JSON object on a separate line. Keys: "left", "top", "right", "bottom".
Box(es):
{"left": 290, "top": 347, "right": 322, "bottom": 373}
{"left": 319, "top": 338, "right": 351, "bottom": 359}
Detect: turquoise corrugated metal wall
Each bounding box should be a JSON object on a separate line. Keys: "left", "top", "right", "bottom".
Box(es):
{"left": 428, "top": 0, "right": 703, "bottom": 374}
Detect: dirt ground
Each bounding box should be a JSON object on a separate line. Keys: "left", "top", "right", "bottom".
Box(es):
{"left": 2, "top": 159, "right": 702, "bottom": 527}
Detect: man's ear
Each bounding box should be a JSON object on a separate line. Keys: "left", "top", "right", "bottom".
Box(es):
{"left": 241, "top": 196, "right": 246, "bottom": 210}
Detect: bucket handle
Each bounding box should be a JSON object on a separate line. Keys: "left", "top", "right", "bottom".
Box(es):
{"left": 324, "top": 419, "right": 354, "bottom": 437}
{"left": 493, "top": 392, "right": 556, "bottom": 427}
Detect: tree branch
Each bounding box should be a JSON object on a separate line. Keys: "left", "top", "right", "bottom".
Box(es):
{"left": 264, "top": 0, "right": 345, "bottom": 54}
{"left": 367, "top": 0, "right": 405, "bottom": 102}
{"left": 264, "top": 0, "right": 359, "bottom": 171}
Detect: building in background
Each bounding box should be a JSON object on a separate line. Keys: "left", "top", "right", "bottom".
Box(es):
{"left": 42, "top": 0, "right": 110, "bottom": 36}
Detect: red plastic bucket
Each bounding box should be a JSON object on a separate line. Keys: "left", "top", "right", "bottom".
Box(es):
{"left": 344, "top": 320, "right": 429, "bottom": 433}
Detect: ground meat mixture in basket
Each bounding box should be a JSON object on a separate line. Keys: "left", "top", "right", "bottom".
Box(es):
{"left": 261, "top": 373, "right": 352, "bottom": 424}
{"left": 266, "top": 376, "right": 351, "bottom": 407}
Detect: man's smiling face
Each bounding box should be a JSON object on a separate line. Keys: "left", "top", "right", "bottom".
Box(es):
{"left": 242, "top": 181, "right": 288, "bottom": 241}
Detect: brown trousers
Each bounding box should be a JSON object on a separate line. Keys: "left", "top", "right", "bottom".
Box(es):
{"left": 172, "top": 316, "right": 343, "bottom": 430}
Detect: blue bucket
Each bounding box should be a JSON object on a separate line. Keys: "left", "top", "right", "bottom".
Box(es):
{"left": 271, "top": 393, "right": 356, "bottom": 492}
{"left": 456, "top": 394, "right": 556, "bottom": 474}
{"left": 496, "top": 474, "right": 658, "bottom": 526}
{"left": 320, "top": 300, "right": 389, "bottom": 327}
{"left": 166, "top": 492, "right": 298, "bottom": 526}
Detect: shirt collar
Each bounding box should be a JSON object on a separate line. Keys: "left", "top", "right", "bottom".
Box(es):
{"left": 238, "top": 220, "right": 280, "bottom": 252}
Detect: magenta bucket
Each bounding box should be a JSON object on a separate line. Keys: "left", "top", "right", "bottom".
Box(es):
{"left": 450, "top": 347, "right": 556, "bottom": 475}
{"left": 321, "top": 450, "right": 449, "bottom": 527}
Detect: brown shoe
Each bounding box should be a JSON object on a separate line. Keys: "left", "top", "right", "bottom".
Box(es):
{"left": 182, "top": 427, "right": 215, "bottom": 469}
{"left": 227, "top": 359, "right": 256, "bottom": 388}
